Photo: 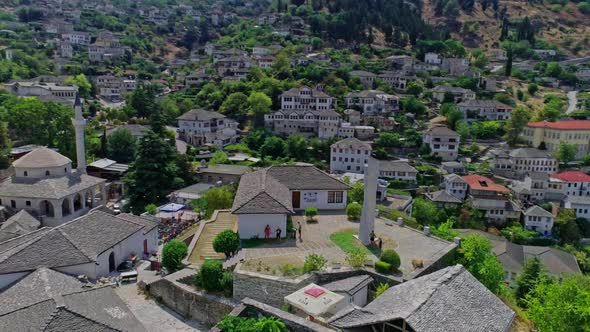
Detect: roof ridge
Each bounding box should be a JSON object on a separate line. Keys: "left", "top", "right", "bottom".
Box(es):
{"left": 0, "top": 298, "right": 58, "bottom": 326}
{"left": 406, "top": 265, "right": 464, "bottom": 320}
{"left": 59, "top": 307, "right": 125, "bottom": 332}
{"left": 56, "top": 228, "right": 95, "bottom": 262}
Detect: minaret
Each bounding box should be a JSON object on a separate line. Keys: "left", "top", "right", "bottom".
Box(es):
{"left": 72, "top": 93, "right": 86, "bottom": 173}
{"left": 359, "top": 157, "right": 377, "bottom": 245}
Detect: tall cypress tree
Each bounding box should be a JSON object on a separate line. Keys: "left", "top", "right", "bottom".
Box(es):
{"left": 505, "top": 47, "right": 513, "bottom": 77}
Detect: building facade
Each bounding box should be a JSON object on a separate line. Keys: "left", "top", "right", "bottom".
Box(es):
{"left": 423, "top": 126, "right": 460, "bottom": 161}
{"left": 522, "top": 120, "right": 590, "bottom": 160}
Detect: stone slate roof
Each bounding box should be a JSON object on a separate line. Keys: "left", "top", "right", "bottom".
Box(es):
{"left": 104, "top": 124, "right": 149, "bottom": 138}
{"left": 379, "top": 160, "right": 417, "bottom": 173}
{"left": 458, "top": 99, "right": 512, "bottom": 109}
{"left": 495, "top": 241, "right": 581, "bottom": 275}
{"left": 470, "top": 198, "right": 521, "bottom": 212}
{"left": 177, "top": 109, "right": 226, "bottom": 121}
{"left": 0, "top": 268, "right": 146, "bottom": 331}
{"left": 425, "top": 190, "right": 462, "bottom": 204}
{"left": 425, "top": 125, "right": 459, "bottom": 137}
{"left": 281, "top": 86, "right": 332, "bottom": 99}
{"left": 0, "top": 211, "right": 156, "bottom": 275}
{"left": 508, "top": 148, "right": 553, "bottom": 159}
{"left": 267, "top": 165, "right": 351, "bottom": 191}
{"left": 328, "top": 265, "right": 515, "bottom": 332}
{"left": 231, "top": 169, "right": 294, "bottom": 215}
{"left": 0, "top": 173, "right": 106, "bottom": 200}
{"left": 322, "top": 275, "right": 373, "bottom": 296}
{"left": 271, "top": 109, "right": 341, "bottom": 118}
{"left": 0, "top": 210, "right": 40, "bottom": 242}
{"left": 346, "top": 90, "right": 398, "bottom": 99}
{"left": 12, "top": 147, "right": 71, "bottom": 169}
{"left": 524, "top": 205, "right": 553, "bottom": 217}
{"left": 196, "top": 164, "right": 252, "bottom": 176}
{"left": 332, "top": 137, "right": 372, "bottom": 151}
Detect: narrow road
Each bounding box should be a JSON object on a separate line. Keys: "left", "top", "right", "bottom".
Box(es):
{"left": 567, "top": 90, "right": 578, "bottom": 114}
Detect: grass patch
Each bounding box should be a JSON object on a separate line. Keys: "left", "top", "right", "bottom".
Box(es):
{"left": 241, "top": 256, "right": 305, "bottom": 277}
{"left": 387, "top": 188, "right": 411, "bottom": 196}
{"left": 377, "top": 205, "right": 422, "bottom": 230}
{"left": 330, "top": 229, "right": 374, "bottom": 255}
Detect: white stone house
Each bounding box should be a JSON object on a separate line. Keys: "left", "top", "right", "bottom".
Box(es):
{"left": 330, "top": 138, "right": 371, "bottom": 174}
{"left": 424, "top": 52, "right": 442, "bottom": 65}
{"left": 0, "top": 210, "right": 158, "bottom": 289}
{"left": 378, "top": 160, "right": 418, "bottom": 182}
{"left": 431, "top": 86, "right": 475, "bottom": 103}
{"left": 177, "top": 109, "right": 240, "bottom": 147}
{"left": 550, "top": 171, "right": 590, "bottom": 197}
{"left": 443, "top": 174, "right": 468, "bottom": 200}
{"left": 345, "top": 90, "right": 400, "bottom": 114}
{"left": 523, "top": 205, "right": 554, "bottom": 236}
{"left": 280, "top": 86, "right": 336, "bottom": 111}
{"left": 423, "top": 125, "right": 460, "bottom": 161}
{"left": 457, "top": 99, "right": 513, "bottom": 121}
{"left": 350, "top": 70, "right": 376, "bottom": 88}
{"left": 565, "top": 196, "right": 590, "bottom": 220}
{"left": 232, "top": 166, "right": 350, "bottom": 239}
{"left": 264, "top": 109, "right": 342, "bottom": 139}
{"left": 5, "top": 81, "right": 78, "bottom": 104}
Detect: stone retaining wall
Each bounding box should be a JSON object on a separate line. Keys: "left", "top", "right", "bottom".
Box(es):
{"left": 146, "top": 269, "right": 238, "bottom": 325}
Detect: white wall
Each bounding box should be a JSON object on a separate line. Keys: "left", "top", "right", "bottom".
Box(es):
{"left": 0, "top": 271, "right": 28, "bottom": 289}
{"left": 94, "top": 229, "right": 158, "bottom": 276}
{"left": 238, "top": 214, "right": 287, "bottom": 239}
{"left": 55, "top": 262, "right": 98, "bottom": 279}
{"left": 297, "top": 190, "right": 347, "bottom": 210}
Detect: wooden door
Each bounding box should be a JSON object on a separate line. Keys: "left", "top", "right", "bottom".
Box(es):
{"left": 292, "top": 191, "right": 301, "bottom": 209}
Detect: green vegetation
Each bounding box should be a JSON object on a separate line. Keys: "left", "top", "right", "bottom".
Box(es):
{"left": 330, "top": 229, "right": 371, "bottom": 255}
{"left": 191, "top": 186, "right": 236, "bottom": 218}
{"left": 380, "top": 249, "right": 401, "bottom": 272}
{"left": 346, "top": 202, "right": 362, "bottom": 221}
{"left": 194, "top": 260, "right": 224, "bottom": 292}
{"left": 213, "top": 230, "right": 240, "bottom": 258}
{"left": 374, "top": 283, "right": 391, "bottom": 298}
{"left": 303, "top": 254, "right": 326, "bottom": 273}
{"left": 304, "top": 207, "right": 318, "bottom": 221}
{"left": 162, "top": 240, "right": 188, "bottom": 273}
{"left": 459, "top": 235, "right": 505, "bottom": 294}
{"left": 217, "top": 315, "right": 288, "bottom": 332}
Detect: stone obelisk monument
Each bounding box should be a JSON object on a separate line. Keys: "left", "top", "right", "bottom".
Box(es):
{"left": 72, "top": 93, "right": 86, "bottom": 173}
{"left": 359, "top": 157, "right": 377, "bottom": 245}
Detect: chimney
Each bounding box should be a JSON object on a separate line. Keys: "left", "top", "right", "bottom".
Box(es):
{"left": 423, "top": 226, "right": 431, "bottom": 236}
{"left": 397, "top": 217, "right": 404, "bottom": 226}
{"left": 453, "top": 237, "right": 461, "bottom": 245}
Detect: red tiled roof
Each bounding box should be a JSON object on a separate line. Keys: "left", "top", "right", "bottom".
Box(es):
{"left": 550, "top": 171, "right": 590, "bottom": 182}
{"left": 462, "top": 175, "right": 509, "bottom": 193}
{"left": 526, "top": 120, "right": 590, "bottom": 130}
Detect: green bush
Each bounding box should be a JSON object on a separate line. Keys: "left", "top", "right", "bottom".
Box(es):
{"left": 346, "top": 248, "right": 367, "bottom": 267}
{"left": 218, "top": 315, "right": 288, "bottom": 332}
{"left": 305, "top": 207, "right": 318, "bottom": 221}
{"left": 144, "top": 203, "right": 158, "bottom": 215}
{"left": 346, "top": 202, "right": 362, "bottom": 221}
{"left": 374, "top": 282, "right": 391, "bottom": 298}
{"left": 200, "top": 260, "right": 223, "bottom": 291}
{"left": 375, "top": 260, "right": 392, "bottom": 273}
{"left": 303, "top": 254, "right": 326, "bottom": 273}
{"left": 219, "top": 271, "right": 234, "bottom": 297}
{"left": 162, "top": 240, "right": 188, "bottom": 273}
{"left": 380, "top": 249, "right": 401, "bottom": 271}
{"left": 213, "top": 230, "right": 240, "bottom": 258}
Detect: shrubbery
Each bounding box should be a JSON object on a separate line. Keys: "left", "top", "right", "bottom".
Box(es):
{"left": 162, "top": 240, "right": 188, "bottom": 273}
{"left": 303, "top": 254, "right": 326, "bottom": 273}
{"left": 305, "top": 207, "right": 318, "bottom": 221}
{"left": 346, "top": 248, "right": 367, "bottom": 267}
{"left": 380, "top": 249, "right": 401, "bottom": 271}
{"left": 375, "top": 260, "right": 392, "bottom": 273}
{"left": 213, "top": 230, "right": 240, "bottom": 258}
{"left": 217, "top": 315, "right": 288, "bottom": 332}
{"left": 346, "top": 202, "right": 362, "bottom": 220}
{"left": 195, "top": 260, "right": 223, "bottom": 292}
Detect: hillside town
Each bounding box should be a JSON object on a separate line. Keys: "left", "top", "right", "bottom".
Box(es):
{"left": 0, "top": 0, "right": 590, "bottom": 331}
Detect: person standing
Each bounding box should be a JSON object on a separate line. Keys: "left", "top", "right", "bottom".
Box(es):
{"left": 276, "top": 227, "right": 282, "bottom": 239}
{"left": 264, "top": 224, "right": 271, "bottom": 239}
{"left": 297, "top": 222, "right": 302, "bottom": 242}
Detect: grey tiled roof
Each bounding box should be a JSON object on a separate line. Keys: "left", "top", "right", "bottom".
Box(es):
{"left": 509, "top": 148, "right": 553, "bottom": 159}
{"left": 332, "top": 137, "right": 372, "bottom": 151}
{"left": 425, "top": 190, "right": 462, "bottom": 204}
{"left": 12, "top": 147, "right": 71, "bottom": 168}
{"left": 196, "top": 164, "right": 252, "bottom": 176}
{"left": 280, "top": 86, "right": 332, "bottom": 99}
{"left": 0, "top": 268, "right": 146, "bottom": 331}
{"left": 458, "top": 99, "right": 512, "bottom": 109}
{"left": 0, "top": 210, "right": 40, "bottom": 242}
{"left": 0, "top": 173, "right": 106, "bottom": 200}
{"left": 0, "top": 211, "right": 157, "bottom": 274}
{"left": 425, "top": 125, "right": 459, "bottom": 137}
{"left": 328, "top": 265, "right": 515, "bottom": 331}
{"left": 267, "top": 165, "right": 351, "bottom": 191}
{"left": 231, "top": 169, "right": 293, "bottom": 214}
{"left": 379, "top": 160, "right": 417, "bottom": 173}
{"left": 177, "top": 109, "right": 226, "bottom": 121}
{"left": 524, "top": 205, "right": 553, "bottom": 217}
{"left": 322, "top": 275, "right": 373, "bottom": 296}
{"left": 104, "top": 124, "right": 149, "bottom": 138}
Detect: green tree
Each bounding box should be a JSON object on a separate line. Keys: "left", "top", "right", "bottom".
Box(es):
{"left": 501, "top": 224, "right": 538, "bottom": 244}
{"left": 303, "top": 253, "right": 326, "bottom": 273}
{"left": 515, "top": 257, "right": 544, "bottom": 307}
{"left": 65, "top": 74, "right": 92, "bottom": 99}
{"left": 528, "top": 83, "right": 539, "bottom": 95}
{"left": 348, "top": 181, "right": 364, "bottom": 204}
{"left": 504, "top": 106, "right": 531, "bottom": 146}
{"left": 198, "top": 260, "right": 223, "bottom": 291}
{"left": 545, "top": 62, "right": 563, "bottom": 78}
{"left": 412, "top": 198, "right": 439, "bottom": 225}
{"left": 210, "top": 150, "right": 230, "bottom": 165}
{"left": 247, "top": 92, "right": 272, "bottom": 128}
{"left": 505, "top": 47, "right": 513, "bottom": 77}
{"left": 0, "top": 121, "right": 11, "bottom": 169}
{"left": 554, "top": 142, "right": 577, "bottom": 164}
{"left": 162, "top": 240, "right": 188, "bottom": 273}
{"left": 555, "top": 208, "right": 581, "bottom": 244}
{"left": 460, "top": 235, "right": 505, "bottom": 294}
{"left": 106, "top": 128, "right": 137, "bottom": 163}
{"left": 432, "top": 218, "right": 459, "bottom": 241}
{"left": 260, "top": 136, "right": 286, "bottom": 159}
{"left": 191, "top": 186, "right": 235, "bottom": 218}
{"left": 305, "top": 207, "right": 318, "bottom": 221}
{"left": 213, "top": 230, "right": 240, "bottom": 258}
{"left": 406, "top": 81, "right": 424, "bottom": 96}
{"left": 123, "top": 130, "right": 182, "bottom": 214}
{"left": 402, "top": 96, "right": 427, "bottom": 116}
{"left": 346, "top": 202, "right": 362, "bottom": 220}
{"left": 219, "top": 92, "right": 248, "bottom": 121}
{"left": 525, "top": 274, "right": 590, "bottom": 332}
{"left": 285, "top": 135, "right": 309, "bottom": 160}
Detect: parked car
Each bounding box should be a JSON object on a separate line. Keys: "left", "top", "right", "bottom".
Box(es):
{"left": 116, "top": 260, "right": 134, "bottom": 272}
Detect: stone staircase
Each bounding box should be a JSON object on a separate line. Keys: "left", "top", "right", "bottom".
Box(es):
{"left": 192, "top": 212, "right": 237, "bottom": 262}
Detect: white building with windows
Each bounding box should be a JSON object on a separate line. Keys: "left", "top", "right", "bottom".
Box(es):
{"left": 423, "top": 125, "right": 460, "bottom": 161}
{"left": 523, "top": 205, "right": 554, "bottom": 236}
{"left": 565, "top": 196, "right": 590, "bottom": 220}
{"left": 232, "top": 166, "right": 350, "bottom": 239}
{"left": 550, "top": 171, "right": 590, "bottom": 197}
{"left": 458, "top": 99, "right": 513, "bottom": 121}
{"left": 280, "top": 86, "right": 336, "bottom": 111}
{"left": 443, "top": 174, "right": 468, "bottom": 200}
{"left": 345, "top": 90, "right": 400, "bottom": 114}
{"left": 177, "top": 109, "right": 240, "bottom": 147}
{"left": 378, "top": 160, "right": 418, "bottom": 182}
{"left": 330, "top": 138, "right": 372, "bottom": 174}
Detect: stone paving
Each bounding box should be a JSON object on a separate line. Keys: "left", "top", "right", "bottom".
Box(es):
{"left": 115, "top": 269, "right": 208, "bottom": 332}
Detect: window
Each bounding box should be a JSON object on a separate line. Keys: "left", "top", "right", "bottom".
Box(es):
{"left": 10, "top": 200, "right": 16, "bottom": 208}
{"left": 46, "top": 170, "right": 51, "bottom": 176}
{"left": 26, "top": 201, "right": 31, "bottom": 206}
{"left": 23, "top": 171, "right": 28, "bottom": 176}
{"left": 328, "top": 191, "right": 344, "bottom": 204}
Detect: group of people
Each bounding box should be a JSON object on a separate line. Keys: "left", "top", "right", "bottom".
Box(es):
{"left": 158, "top": 216, "right": 199, "bottom": 243}
{"left": 263, "top": 222, "right": 303, "bottom": 241}
{"left": 369, "top": 230, "right": 383, "bottom": 250}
